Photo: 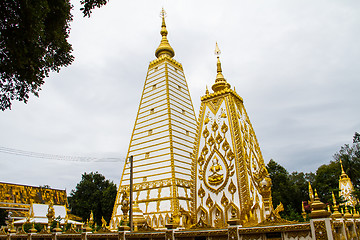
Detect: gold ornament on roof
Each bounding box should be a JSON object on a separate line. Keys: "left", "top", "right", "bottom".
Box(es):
{"left": 339, "top": 159, "right": 349, "bottom": 180}
{"left": 155, "top": 8, "right": 175, "bottom": 58}
{"left": 89, "top": 210, "right": 94, "bottom": 226}
{"left": 212, "top": 42, "right": 230, "bottom": 92}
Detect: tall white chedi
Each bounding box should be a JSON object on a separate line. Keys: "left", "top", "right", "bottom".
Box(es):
{"left": 110, "top": 10, "right": 197, "bottom": 229}
{"left": 191, "top": 44, "right": 273, "bottom": 227}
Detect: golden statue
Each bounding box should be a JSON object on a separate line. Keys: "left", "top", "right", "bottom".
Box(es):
{"left": 120, "top": 191, "right": 130, "bottom": 222}
{"left": 208, "top": 157, "right": 224, "bottom": 185}
{"left": 101, "top": 217, "right": 107, "bottom": 228}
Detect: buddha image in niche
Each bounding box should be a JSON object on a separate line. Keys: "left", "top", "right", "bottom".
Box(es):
{"left": 208, "top": 156, "right": 224, "bottom": 186}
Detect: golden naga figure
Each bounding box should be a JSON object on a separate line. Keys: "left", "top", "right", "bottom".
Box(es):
{"left": 208, "top": 157, "right": 224, "bottom": 185}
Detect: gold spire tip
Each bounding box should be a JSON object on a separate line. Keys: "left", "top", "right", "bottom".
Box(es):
{"left": 211, "top": 42, "right": 230, "bottom": 92}
{"left": 215, "top": 42, "right": 221, "bottom": 56}
{"left": 155, "top": 8, "right": 175, "bottom": 58}
{"left": 160, "top": 7, "right": 167, "bottom": 19}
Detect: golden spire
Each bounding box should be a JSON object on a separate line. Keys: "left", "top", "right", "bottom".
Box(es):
{"left": 339, "top": 159, "right": 349, "bottom": 179}
{"left": 212, "top": 42, "right": 230, "bottom": 92}
{"left": 308, "top": 182, "right": 314, "bottom": 203}
{"left": 331, "top": 191, "right": 342, "bottom": 218}
{"left": 155, "top": 8, "right": 175, "bottom": 58}
{"left": 332, "top": 191, "right": 337, "bottom": 206}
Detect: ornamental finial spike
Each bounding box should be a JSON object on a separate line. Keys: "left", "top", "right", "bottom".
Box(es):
{"left": 212, "top": 42, "right": 230, "bottom": 92}
{"left": 332, "top": 191, "right": 337, "bottom": 205}
{"left": 215, "top": 42, "right": 221, "bottom": 56}
{"left": 155, "top": 8, "right": 175, "bottom": 58}
{"left": 339, "top": 158, "right": 349, "bottom": 179}
{"left": 340, "top": 159, "right": 345, "bottom": 174}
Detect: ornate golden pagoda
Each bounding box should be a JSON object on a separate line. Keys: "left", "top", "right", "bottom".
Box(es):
{"left": 191, "top": 44, "right": 273, "bottom": 227}
{"left": 339, "top": 159, "right": 358, "bottom": 206}
{"left": 110, "top": 9, "right": 197, "bottom": 229}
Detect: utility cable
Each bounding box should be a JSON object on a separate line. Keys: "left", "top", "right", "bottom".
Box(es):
{"left": 0, "top": 146, "right": 125, "bottom": 162}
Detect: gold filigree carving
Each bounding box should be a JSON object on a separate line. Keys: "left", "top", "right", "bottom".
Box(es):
{"left": 202, "top": 145, "right": 209, "bottom": 156}
{"left": 203, "top": 127, "right": 209, "bottom": 138}
{"left": 208, "top": 135, "right": 215, "bottom": 147}
{"left": 206, "top": 195, "right": 214, "bottom": 208}
{"left": 221, "top": 122, "right": 228, "bottom": 133}
{"left": 228, "top": 179, "right": 237, "bottom": 195}
{"left": 215, "top": 133, "right": 223, "bottom": 144}
{"left": 212, "top": 121, "right": 218, "bottom": 132}
{"left": 221, "top": 193, "right": 229, "bottom": 207}
{"left": 202, "top": 149, "right": 230, "bottom": 194}
{"left": 227, "top": 150, "right": 235, "bottom": 161}
{"left": 314, "top": 221, "right": 328, "bottom": 240}
{"left": 222, "top": 139, "right": 230, "bottom": 152}
{"left": 198, "top": 185, "right": 205, "bottom": 199}
{"left": 198, "top": 155, "right": 205, "bottom": 166}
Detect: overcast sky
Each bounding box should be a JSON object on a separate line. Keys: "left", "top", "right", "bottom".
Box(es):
{"left": 1, "top": 0, "right": 359, "bottom": 194}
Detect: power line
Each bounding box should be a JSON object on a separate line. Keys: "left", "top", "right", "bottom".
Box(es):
{"left": 0, "top": 146, "right": 125, "bottom": 162}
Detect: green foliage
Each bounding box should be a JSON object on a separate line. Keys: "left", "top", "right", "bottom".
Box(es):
{"left": 0, "top": 208, "right": 7, "bottom": 226}
{"left": 0, "top": 0, "right": 74, "bottom": 110}
{"left": 68, "top": 172, "right": 117, "bottom": 226}
{"left": 313, "top": 161, "right": 340, "bottom": 204}
{"left": 266, "top": 132, "right": 360, "bottom": 220}
{"left": 80, "top": 0, "right": 109, "bottom": 17}
{"left": 354, "top": 132, "right": 360, "bottom": 144}
{"left": 333, "top": 134, "right": 360, "bottom": 189}
{"left": 266, "top": 159, "right": 314, "bottom": 221}
{"left": 0, "top": 0, "right": 110, "bottom": 110}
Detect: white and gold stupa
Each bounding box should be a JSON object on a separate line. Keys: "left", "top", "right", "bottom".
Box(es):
{"left": 191, "top": 43, "right": 273, "bottom": 227}
{"left": 110, "top": 9, "right": 197, "bottom": 229}
{"left": 339, "top": 159, "right": 358, "bottom": 206}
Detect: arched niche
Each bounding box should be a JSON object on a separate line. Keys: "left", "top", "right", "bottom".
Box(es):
{"left": 209, "top": 203, "right": 225, "bottom": 228}
{"left": 152, "top": 215, "right": 158, "bottom": 228}
{"left": 158, "top": 214, "right": 164, "bottom": 227}
{"left": 196, "top": 206, "right": 209, "bottom": 224}
{"left": 225, "top": 202, "right": 239, "bottom": 221}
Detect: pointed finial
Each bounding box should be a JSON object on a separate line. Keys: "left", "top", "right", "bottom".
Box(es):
{"left": 215, "top": 42, "right": 221, "bottom": 56}
{"left": 332, "top": 192, "right": 337, "bottom": 205}
{"left": 314, "top": 189, "right": 319, "bottom": 199}
{"left": 308, "top": 182, "right": 314, "bottom": 202}
{"left": 339, "top": 158, "right": 349, "bottom": 179}
{"left": 205, "top": 86, "right": 209, "bottom": 95}
{"left": 340, "top": 159, "right": 345, "bottom": 173}
{"left": 155, "top": 8, "right": 175, "bottom": 58}
{"left": 212, "top": 42, "right": 230, "bottom": 92}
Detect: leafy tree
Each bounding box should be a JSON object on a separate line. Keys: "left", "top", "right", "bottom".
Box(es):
{"left": 68, "top": 172, "right": 117, "bottom": 225}
{"left": 0, "top": 0, "right": 109, "bottom": 111}
{"left": 0, "top": 0, "right": 74, "bottom": 110}
{"left": 333, "top": 133, "right": 360, "bottom": 189}
{"left": 312, "top": 161, "right": 340, "bottom": 204}
{"left": 80, "top": 0, "right": 109, "bottom": 17}
{"left": 267, "top": 160, "right": 300, "bottom": 221}
{"left": 354, "top": 132, "right": 360, "bottom": 144}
